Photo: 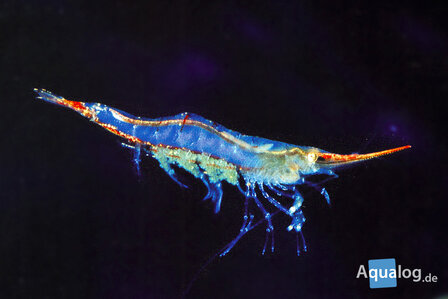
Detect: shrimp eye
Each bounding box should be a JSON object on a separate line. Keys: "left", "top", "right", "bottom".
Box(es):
{"left": 307, "top": 152, "right": 317, "bottom": 162}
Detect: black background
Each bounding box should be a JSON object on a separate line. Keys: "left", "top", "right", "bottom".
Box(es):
{"left": 1, "top": 1, "right": 447, "bottom": 298}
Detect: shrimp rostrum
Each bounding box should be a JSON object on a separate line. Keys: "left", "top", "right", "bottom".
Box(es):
{"left": 35, "top": 89, "right": 411, "bottom": 256}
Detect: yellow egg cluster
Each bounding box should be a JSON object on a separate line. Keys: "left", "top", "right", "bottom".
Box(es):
{"left": 152, "top": 146, "right": 239, "bottom": 185}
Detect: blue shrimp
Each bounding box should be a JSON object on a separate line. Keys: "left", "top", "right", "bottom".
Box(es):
{"left": 35, "top": 89, "right": 411, "bottom": 256}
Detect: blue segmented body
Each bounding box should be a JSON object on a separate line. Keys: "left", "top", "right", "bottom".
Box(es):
{"left": 35, "top": 89, "right": 411, "bottom": 256}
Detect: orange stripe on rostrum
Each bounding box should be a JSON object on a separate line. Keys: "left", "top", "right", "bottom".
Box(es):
{"left": 318, "top": 145, "right": 411, "bottom": 166}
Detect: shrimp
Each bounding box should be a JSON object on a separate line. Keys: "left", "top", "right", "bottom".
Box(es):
{"left": 35, "top": 89, "right": 411, "bottom": 256}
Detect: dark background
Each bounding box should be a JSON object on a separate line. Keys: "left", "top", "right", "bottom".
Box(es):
{"left": 1, "top": 1, "right": 447, "bottom": 298}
